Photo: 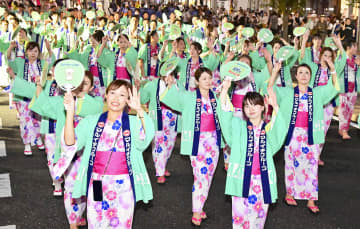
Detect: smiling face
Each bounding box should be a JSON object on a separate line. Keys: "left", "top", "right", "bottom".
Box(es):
{"left": 105, "top": 85, "right": 129, "bottom": 112}
{"left": 89, "top": 36, "right": 99, "bottom": 47}
{"left": 118, "top": 35, "right": 128, "bottom": 49}
{"left": 176, "top": 39, "right": 185, "bottom": 52}
{"left": 189, "top": 44, "right": 200, "bottom": 58}
{"left": 295, "top": 66, "right": 311, "bottom": 86}
{"left": 243, "top": 100, "right": 264, "bottom": 120}
{"left": 196, "top": 71, "right": 213, "bottom": 91}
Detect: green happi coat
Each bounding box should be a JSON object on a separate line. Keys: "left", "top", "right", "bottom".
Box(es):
{"left": 97, "top": 47, "right": 138, "bottom": 86}
{"left": 30, "top": 88, "right": 104, "bottom": 162}
{"left": 69, "top": 112, "right": 155, "bottom": 203}
{"left": 275, "top": 81, "right": 339, "bottom": 145}
{"left": 140, "top": 78, "right": 184, "bottom": 130}
{"left": 138, "top": 43, "right": 163, "bottom": 77}
{"left": 217, "top": 99, "right": 287, "bottom": 202}
{"left": 160, "top": 85, "right": 223, "bottom": 155}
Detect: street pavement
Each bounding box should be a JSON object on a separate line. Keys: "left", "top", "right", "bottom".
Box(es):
{"left": 0, "top": 92, "right": 359, "bottom": 229}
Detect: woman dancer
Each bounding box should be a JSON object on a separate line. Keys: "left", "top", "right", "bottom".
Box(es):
{"left": 161, "top": 67, "right": 221, "bottom": 226}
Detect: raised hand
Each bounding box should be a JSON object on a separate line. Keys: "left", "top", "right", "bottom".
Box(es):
{"left": 127, "top": 85, "right": 142, "bottom": 112}
{"left": 10, "top": 41, "right": 17, "bottom": 49}
{"left": 265, "top": 86, "right": 278, "bottom": 112}
{"left": 64, "top": 91, "right": 75, "bottom": 112}
{"left": 6, "top": 67, "right": 15, "bottom": 79}
{"left": 272, "top": 61, "right": 282, "bottom": 74}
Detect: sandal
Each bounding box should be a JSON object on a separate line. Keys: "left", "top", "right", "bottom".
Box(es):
{"left": 157, "top": 176, "right": 166, "bottom": 184}
{"left": 200, "top": 212, "right": 207, "bottom": 220}
{"left": 284, "top": 197, "right": 298, "bottom": 206}
{"left": 77, "top": 218, "right": 87, "bottom": 226}
{"left": 191, "top": 217, "right": 202, "bottom": 226}
{"left": 307, "top": 205, "right": 320, "bottom": 214}
{"left": 165, "top": 170, "right": 171, "bottom": 177}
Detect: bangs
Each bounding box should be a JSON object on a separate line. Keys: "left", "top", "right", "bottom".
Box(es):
{"left": 106, "top": 80, "right": 131, "bottom": 94}
{"left": 242, "top": 92, "right": 264, "bottom": 108}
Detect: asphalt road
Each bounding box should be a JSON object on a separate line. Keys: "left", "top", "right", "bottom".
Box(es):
{"left": 0, "top": 92, "right": 359, "bottom": 229}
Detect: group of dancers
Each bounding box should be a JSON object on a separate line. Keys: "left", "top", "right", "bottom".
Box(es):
{"left": 2, "top": 5, "right": 359, "bottom": 229}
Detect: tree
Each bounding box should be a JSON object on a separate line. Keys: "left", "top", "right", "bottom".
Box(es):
{"left": 347, "top": 0, "right": 360, "bottom": 44}
{"left": 267, "top": 0, "right": 306, "bottom": 41}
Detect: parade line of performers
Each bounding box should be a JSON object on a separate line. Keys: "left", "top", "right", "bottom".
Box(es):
{"left": 2, "top": 6, "right": 360, "bottom": 229}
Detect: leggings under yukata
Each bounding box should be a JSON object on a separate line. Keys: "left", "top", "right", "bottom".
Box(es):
{"left": 190, "top": 131, "right": 219, "bottom": 213}
{"left": 338, "top": 92, "right": 357, "bottom": 132}
{"left": 285, "top": 127, "right": 319, "bottom": 201}
{"left": 232, "top": 175, "right": 269, "bottom": 229}
{"left": 16, "top": 100, "right": 41, "bottom": 145}
{"left": 152, "top": 108, "right": 177, "bottom": 177}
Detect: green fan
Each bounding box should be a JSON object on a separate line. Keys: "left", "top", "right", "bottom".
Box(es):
{"left": 220, "top": 61, "right": 251, "bottom": 81}
{"left": 258, "top": 28, "right": 274, "bottom": 43}
{"left": 31, "top": 11, "right": 41, "bottom": 21}
{"left": 293, "top": 27, "right": 307, "bottom": 37}
{"left": 276, "top": 46, "right": 296, "bottom": 62}
{"left": 54, "top": 59, "right": 85, "bottom": 92}
{"left": 160, "top": 58, "right": 179, "bottom": 76}
{"left": 242, "top": 27, "right": 254, "bottom": 39}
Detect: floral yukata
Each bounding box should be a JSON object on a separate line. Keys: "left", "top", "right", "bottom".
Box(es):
{"left": 285, "top": 92, "right": 319, "bottom": 201}
{"left": 16, "top": 61, "right": 41, "bottom": 146}
{"left": 339, "top": 58, "right": 358, "bottom": 132}
{"left": 232, "top": 123, "right": 269, "bottom": 229}
{"left": 89, "top": 48, "right": 106, "bottom": 98}
{"left": 152, "top": 105, "right": 178, "bottom": 177}
{"left": 190, "top": 97, "right": 219, "bottom": 214}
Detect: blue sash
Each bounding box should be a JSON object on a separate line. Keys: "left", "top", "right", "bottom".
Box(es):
{"left": 242, "top": 121, "right": 271, "bottom": 203}
{"left": 48, "top": 80, "right": 57, "bottom": 134}
{"left": 185, "top": 58, "right": 203, "bottom": 90}
{"left": 147, "top": 43, "right": 159, "bottom": 77}
{"left": 191, "top": 89, "right": 221, "bottom": 156}
{"left": 311, "top": 47, "right": 314, "bottom": 62}
{"left": 279, "top": 66, "right": 286, "bottom": 87}
{"left": 344, "top": 62, "right": 358, "bottom": 93}
{"left": 156, "top": 79, "right": 163, "bottom": 131}
{"left": 113, "top": 50, "right": 133, "bottom": 84}
{"left": 88, "top": 48, "right": 104, "bottom": 86}
{"left": 285, "top": 86, "right": 314, "bottom": 146}
{"left": 86, "top": 112, "right": 136, "bottom": 202}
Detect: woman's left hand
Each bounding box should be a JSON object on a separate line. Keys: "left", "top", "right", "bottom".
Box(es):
{"left": 266, "top": 86, "right": 278, "bottom": 112}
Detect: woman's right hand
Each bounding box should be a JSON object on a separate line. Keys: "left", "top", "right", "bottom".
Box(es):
{"left": 10, "top": 41, "right": 16, "bottom": 49}
{"left": 272, "top": 61, "right": 282, "bottom": 75}
{"left": 64, "top": 91, "right": 75, "bottom": 113}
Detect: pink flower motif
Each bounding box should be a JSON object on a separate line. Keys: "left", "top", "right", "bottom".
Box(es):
{"left": 199, "top": 182, "right": 203, "bottom": 189}
{"left": 126, "top": 219, "right": 132, "bottom": 229}
{"left": 286, "top": 188, "right": 293, "bottom": 195}
{"left": 232, "top": 216, "right": 243, "bottom": 225}
{"left": 253, "top": 201, "right": 262, "bottom": 212}
{"left": 158, "top": 136, "right": 164, "bottom": 144}
{"left": 296, "top": 136, "right": 302, "bottom": 142}
{"left": 287, "top": 174, "right": 294, "bottom": 181}
{"left": 300, "top": 191, "right": 306, "bottom": 198}
{"left": 106, "top": 191, "right": 117, "bottom": 201}
{"left": 69, "top": 213, "right": 76, "bottom": 221}
{"left": 252, "top": 185, "right": 261, "bottom": 194}
{"left": 243, "top": 221, "right": 250, "bottom": 229}
{"left": 96, "top": 212, "right": 102, "bottom": 221}
{"left": 105, "top": 208, "right": 117, "bottom": 219}
{"left": 209, "top": 164, "right": 214, "bottom": 173}
{"left": 200, "top": 195, "right": 206, "bottom": 203}
{"left": 102, "top": 184, "right": 109, "bottom": 193}
{"left": 197, "top": 155, "right": 205, "bottom": 161}
{"left": 57, "top": 158, "right": 66, "bottom": 168}
{"left": 211, "top": 151, "right": 216, "bottom": 157}
{"left": 306, "top": 152, "right": 314, "bottom": 160}
{"left": 205, "top": 145, "right": 212, "bottom": 152}
{"left": 294, "top": 150, "right": 301, "bottom": 157}
{"left": 191, "top": 160, "right": 197, "bottom": 167}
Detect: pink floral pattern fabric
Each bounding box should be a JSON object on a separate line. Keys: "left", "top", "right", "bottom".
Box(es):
{"left": 285, "top": 93, "right": 319, "bottom": 200}
{"left": 16, "top": 100, "right": 41, "bottom": 145}
{"left": 63, "top": 154, "right": 86, "bottom": 224}
{"left": 152, "top": 108, "right": 177, "bottom": 177}
{"left": 232, "top": 175, "right": 269, "bottom": 229}
{"left": 87, "top": 173, "right": 134, "bottom": 229}
{"left": 319, "top": 103, "right": 334, "bottom": 154}
{"left": 190, "top": 97, "right": 219, "bottom": 213}
{"left": 338, "top": 92, "right": 357, "bottom": 131}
